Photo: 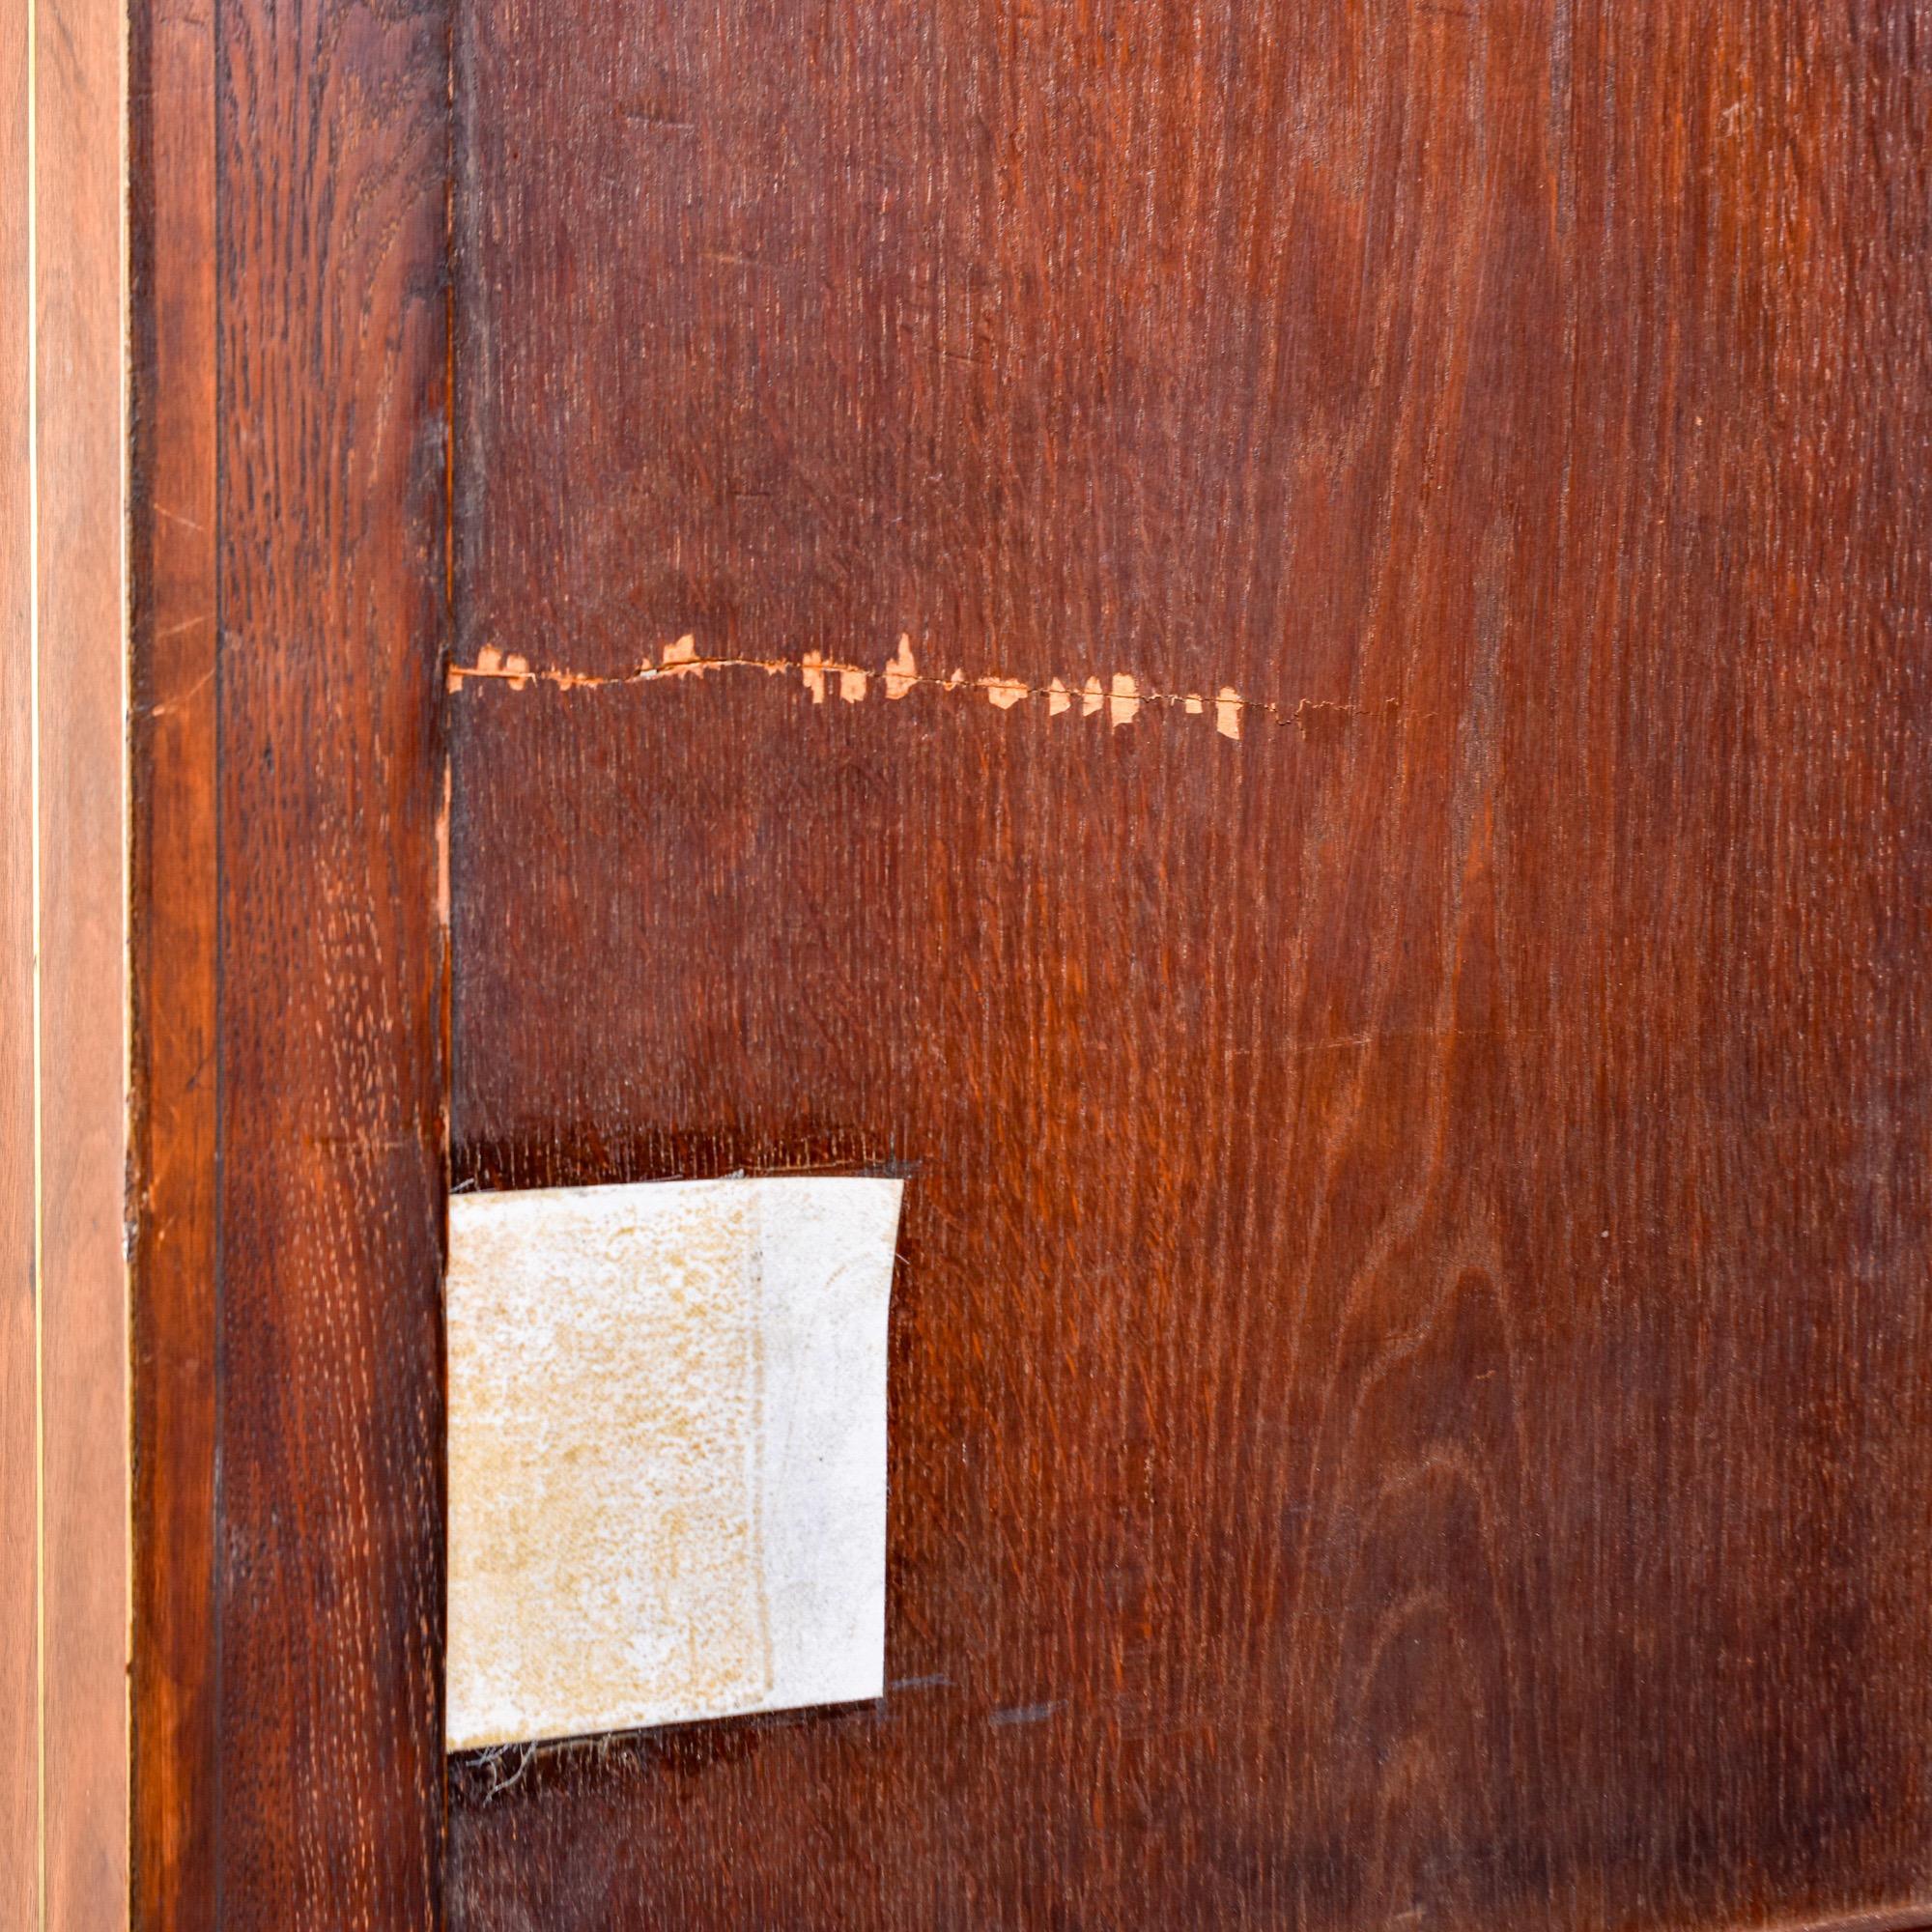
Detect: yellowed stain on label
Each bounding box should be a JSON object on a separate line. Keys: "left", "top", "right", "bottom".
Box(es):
{"left": 447, "top": 1184, "right": 765, "bottom": 1750}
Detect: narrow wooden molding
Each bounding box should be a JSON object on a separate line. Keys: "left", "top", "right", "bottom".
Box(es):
{"left": 3, "top": 0, "right": 131, "bottom": 1923}
{"left": 0, "top": 0, "right": 36, "bottom": 1921}
{"left": 127, "top": 0, "right": 216, "bottom": 1913}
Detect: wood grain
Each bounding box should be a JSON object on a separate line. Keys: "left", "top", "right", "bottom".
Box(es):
{"left": 35, "top": 0, "right": 128, "bottom": 1920}
{"left": 128, "top": 0, "right": 218, "bottom": 1918}
{"left": 211, "top": 0, "right": 448, "bottom": 1913}
{"left": 130, "top": 0, "right": 450, "bottom": 1918}
{"left": 0, "top": 0, "right": 33, "bottom": 1918}
{"left": 446, "top": 2, "right": 1932, "bottom": 1928}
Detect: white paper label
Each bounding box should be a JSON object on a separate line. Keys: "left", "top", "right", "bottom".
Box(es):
{"left": 445, "top": 1175, "right": 902, "bottom": 1751}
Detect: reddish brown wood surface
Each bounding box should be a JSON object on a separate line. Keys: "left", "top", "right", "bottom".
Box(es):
{"left": 128, "top": 0, "right": 1932, "bottom": 1924}
{"left": 130, "top": 0, "right": 450, "bottom": 1921}
{"left": 444, "top": 3, "right": 1932, "bottom": 1929}
{"left": 36, "top": 0, "right": 130, "bottom": 1918}
{"left": 209, "top": 0, "right": 448, "bottom": 1911}
{"left": 10, "top": 0, "right": 129, "bottom": 1917}
{"left": 129, "top": 0, "right": 221, "bottom": 1919}
{"left": 0, "top": 0, "right": 32, "bottom": 1916}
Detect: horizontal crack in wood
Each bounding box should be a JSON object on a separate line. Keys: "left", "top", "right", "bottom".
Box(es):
{"left": 446, "top": 637, "right": 1394, "bottom": 739}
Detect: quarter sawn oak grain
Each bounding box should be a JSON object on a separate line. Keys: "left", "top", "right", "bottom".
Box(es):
{"left": 129, "top": 0, "right": 219, "bottom": 1914}
{"left": 130, "top": 0, "right": 1932, "bottom": 1926}
{"left": 210, "top": 0, "right": 449, "bottom": 1915}
{"left": 444, "top": 2, "right": 1932, "bottom": 1928}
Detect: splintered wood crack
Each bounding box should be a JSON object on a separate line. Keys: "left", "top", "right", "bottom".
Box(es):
{"left": 446, "top": 636, "right": 1390, "bottom": 741}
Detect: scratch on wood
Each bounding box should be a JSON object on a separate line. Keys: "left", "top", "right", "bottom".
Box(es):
{"left": 447, "top": 636, "right": 1395, "bottom": 735}
{"left": 988, "top": 1701, "right": 1063, "bottom": 1728}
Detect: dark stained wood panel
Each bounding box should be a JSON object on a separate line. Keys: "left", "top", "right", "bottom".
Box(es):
{"left": 129, "top": 0, "right": 220, "bottom": 1915}
{"left": 130, "top": 0, "right": 452, "bottom": 1919}
{"left": 447, "top": 1, "right": 1932, "bottom": 1927}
